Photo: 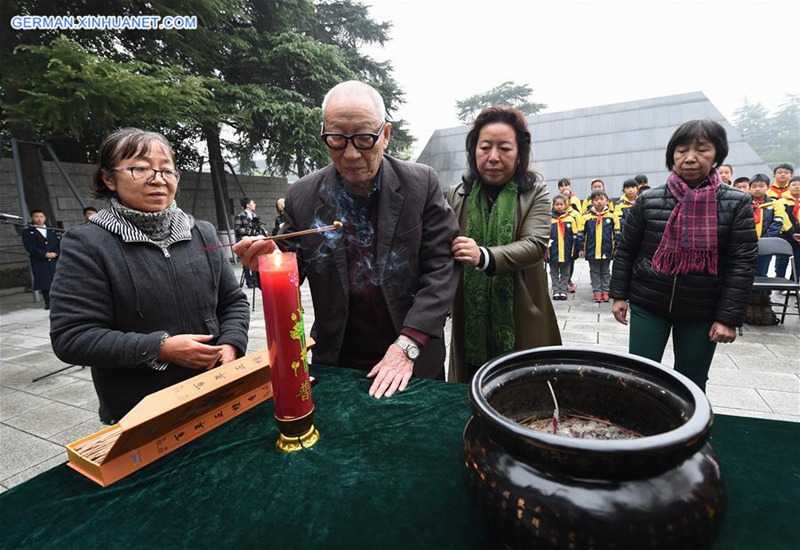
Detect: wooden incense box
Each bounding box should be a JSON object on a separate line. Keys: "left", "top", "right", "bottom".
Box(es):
{"left": 66, "top": 349, "right": 273, "bottom": 487}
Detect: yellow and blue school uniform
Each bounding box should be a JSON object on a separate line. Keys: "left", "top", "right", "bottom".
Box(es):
{"left": 779, "top": 195, "right": 800, "bottom": 279}
{"left": 582, "top": 196, "right": 616, "bottom": 215}
{"left": 767, "top": 183, "right": 792, "bottom": 200}
{"left": 752, "top": 197, "right": 786, "bottom": 238}
{"left": 779, "top": 196, "right": 800, "bottom": 235}
{"left": 567, "top": 194, "right": 582, "bottom": 215}
{"left": 577, "top": 207, "right": 620, "bottom": 260}
{"left": 752, "top": 197, "right": 787, "bottom": 278}
{"left": 548, "top": 210, "right": 579, "bottom": 263}
{"left": 617, "top": 198, "right": 636, "bottom": 227}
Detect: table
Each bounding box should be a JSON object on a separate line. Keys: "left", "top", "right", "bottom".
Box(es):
{"left": 0, "top": 365, "right": 797, "bottom": 549}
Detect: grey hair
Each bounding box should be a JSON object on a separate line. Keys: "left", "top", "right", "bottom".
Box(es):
{"left": 321, "top": 80, "right": 387, "bottom": 123}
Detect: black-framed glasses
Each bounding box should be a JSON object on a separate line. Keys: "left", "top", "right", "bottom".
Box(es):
{"left": 110, "top": 166, "right": 181, "bottom": 183}
{"left": 321, "top": 122, "right": 386, "bottom": 150}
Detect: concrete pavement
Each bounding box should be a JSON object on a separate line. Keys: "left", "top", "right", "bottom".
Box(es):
{"left": 1, "top": 260, "right": 798, "bottom": 492}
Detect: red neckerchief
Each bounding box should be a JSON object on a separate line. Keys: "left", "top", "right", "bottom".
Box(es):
{"left": 790, "top": 197, "right": 800, "bottom": 223}
{"left": 594, "top": 207, "right": 606, "bottom": 228}
{"left": 752, "top": 199, "right": 765, "bottom": 225}
{"left": 770, "top": 183, "right": 788, "bottom": 196}
{"left": 554, "top": 211, "right": 569, "bottom": 238}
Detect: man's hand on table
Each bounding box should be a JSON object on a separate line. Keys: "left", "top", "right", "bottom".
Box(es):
{"left": 366, "top": 343, "right": 414, "bottom": 399}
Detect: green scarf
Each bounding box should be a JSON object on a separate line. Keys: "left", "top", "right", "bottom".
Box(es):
{"left": 464, "top": 179, "right": 517, "bottom": 366}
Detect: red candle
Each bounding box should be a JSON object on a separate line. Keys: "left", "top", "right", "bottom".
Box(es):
{"left": 258, "top": 252, "right": 319, "bottom": 451}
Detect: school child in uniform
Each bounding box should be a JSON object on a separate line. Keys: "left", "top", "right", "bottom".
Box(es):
{"left": 767, "top": 164, "right": 795, "bottom": 278}
{"left": 744, "top": 174, "right": 787, "bottom": 325}
{"left": 617, "top": 179, "right": 638, "bottom": 228}
{"left": 581, "top": 179, "right": 616, "bottom": 215}
{"left": 576, "top": 190, "right": 620, "bottom": 303}
{"left": 547, "top": 194, "right": 578, "bottom": 300}
{"left": 557, "top": 178, "right": 582, "bottom": 293}
{"left": 750, "top": 174, "right": 787, "bottom": 276}
{"left": 557, "top": 178, "right": 583, "bottom": 215}
{"left": 779, "top": 176, "right": 800, "bottom": 280}
{"left": 732, "top": 177, "right": 751, "bottom": 192}
{"left": 767, "top": 163, "right": 794, "bottom": 200}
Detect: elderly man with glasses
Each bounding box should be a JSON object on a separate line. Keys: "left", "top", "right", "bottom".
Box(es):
{"left": 235, "top": 80, "right": 459, "bottom": 398}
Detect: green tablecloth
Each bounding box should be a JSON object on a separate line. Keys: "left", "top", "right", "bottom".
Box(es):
{"left": 0, "top": 365, "right": 797, "bottom": 549}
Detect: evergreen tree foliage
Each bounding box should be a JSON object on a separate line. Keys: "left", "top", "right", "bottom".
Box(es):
{"left": 1, "top": 0, "right": 411, "bottom": 186}
{"left": 734, "top": 95, "right": 799, "bottom": 167}
{"left": 455, "top": 81, "right": 547, "bottom": 124}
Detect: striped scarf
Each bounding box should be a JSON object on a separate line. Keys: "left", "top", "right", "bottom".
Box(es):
{"left": 92, "top": 199, "right": 195, "bottom": 249}
{"left": 652, "top": 169, "right": 721, "bottom": 276}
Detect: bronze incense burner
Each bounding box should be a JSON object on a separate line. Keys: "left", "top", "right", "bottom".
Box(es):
{"left": 463, "top": 346, "right": 726, "bottom": 549}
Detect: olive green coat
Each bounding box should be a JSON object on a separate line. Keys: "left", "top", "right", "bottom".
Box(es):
{"left": 445, "top": 180, "right": 562, "bottom": 383}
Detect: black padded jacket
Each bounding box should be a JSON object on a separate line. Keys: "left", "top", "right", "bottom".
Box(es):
{"left": 610, "top": 183, "right": 757, "bottom": 327}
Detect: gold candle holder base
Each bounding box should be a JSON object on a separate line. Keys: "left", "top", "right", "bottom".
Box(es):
{"left": 274, "top": 409, "right": 319, "bottom": 452}
{"left": 276, "top": 425, "right": 320, "bottom": 452}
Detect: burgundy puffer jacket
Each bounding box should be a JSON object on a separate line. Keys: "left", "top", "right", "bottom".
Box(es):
{"left": 610, "top": 183, "right": 757, "bottom": 327}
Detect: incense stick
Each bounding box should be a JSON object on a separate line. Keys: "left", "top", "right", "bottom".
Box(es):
{"left": 73, "top": 425, "right": 123, "bottom": 463}
{"left": 199, "top": 221, "right": 343, "bottom": 251}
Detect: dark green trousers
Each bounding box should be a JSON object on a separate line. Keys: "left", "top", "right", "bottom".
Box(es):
{"left": 629, "top": 304, "right": 717, "bottom": 392}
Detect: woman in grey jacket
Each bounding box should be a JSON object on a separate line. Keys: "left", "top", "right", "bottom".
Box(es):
{"left": 50, "top": 128, "right": 250, "bottom": 424}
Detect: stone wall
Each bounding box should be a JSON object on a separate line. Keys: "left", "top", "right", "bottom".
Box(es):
{"left": 0, "top": 158, "right": 289, "bottom": 280}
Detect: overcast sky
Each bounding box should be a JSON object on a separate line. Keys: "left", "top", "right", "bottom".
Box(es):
{"left": 362, "top": 0, "right": 800, "bottom": 158}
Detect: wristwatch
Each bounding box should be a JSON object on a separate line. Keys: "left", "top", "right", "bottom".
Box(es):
{"left": 395, "top": 337, "right": 421, "bottom": 361}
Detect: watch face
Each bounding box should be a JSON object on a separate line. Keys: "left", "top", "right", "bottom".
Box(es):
{"left": 407, "top": 345, "right": 420, "bottom": 360}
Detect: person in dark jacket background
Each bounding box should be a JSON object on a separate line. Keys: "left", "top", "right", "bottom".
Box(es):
{"left": 610, "top": 119, "right": 757, "bottom": 391}
{"left": 234, "top": 197, "right": 265, "bottom": 288}
{"left": 20, "top": 209, "right": 60, "bottom": 309}
{"left": 50, "top": 128, "right": 250, "bottom": 424}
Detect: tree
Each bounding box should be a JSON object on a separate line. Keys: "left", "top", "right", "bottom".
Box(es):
{"left": 734, "top": 96, "right": 799, "bottom": 167}
{"left": 232, "top": 0, "right": 413, "bottom": 177}
{"left": 1, "top": 0, "right": 246, "bottom": 226}
{"left": 2, "top": 0, "right": 413, "bottom": 225}
{"left": 6, "top": 38, "right": 211, "bottom": 147}
{"left": 733, "top": 100, "right": 776, "bottom": 159}
{"left": 455, "top": 81, "right": 547, "bottom": 124}
{"left": 768, "top": 94, "right": 800, "bottom": 167}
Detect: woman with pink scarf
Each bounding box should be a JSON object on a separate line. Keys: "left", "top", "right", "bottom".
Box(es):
{"left": 610, "top": 120, "right": 757, "bottom": 391}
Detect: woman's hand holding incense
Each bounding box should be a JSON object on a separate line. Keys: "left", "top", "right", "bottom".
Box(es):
{"left": 232, "top": 237, "right": 278, "bottom": 271}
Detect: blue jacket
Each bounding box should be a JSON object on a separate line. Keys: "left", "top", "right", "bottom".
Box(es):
{"left": 548, "top": 211, "right": 579, "bottom": 263}
{"left": 751, "top": 198, "right": 785, "bottom": 238}
{"left": 576, "top": 208, "right": 620, "bottom": 260}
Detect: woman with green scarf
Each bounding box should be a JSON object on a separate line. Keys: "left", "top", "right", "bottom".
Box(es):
{"left": 445, "top": 106, "right": 561, "bottom": 382}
